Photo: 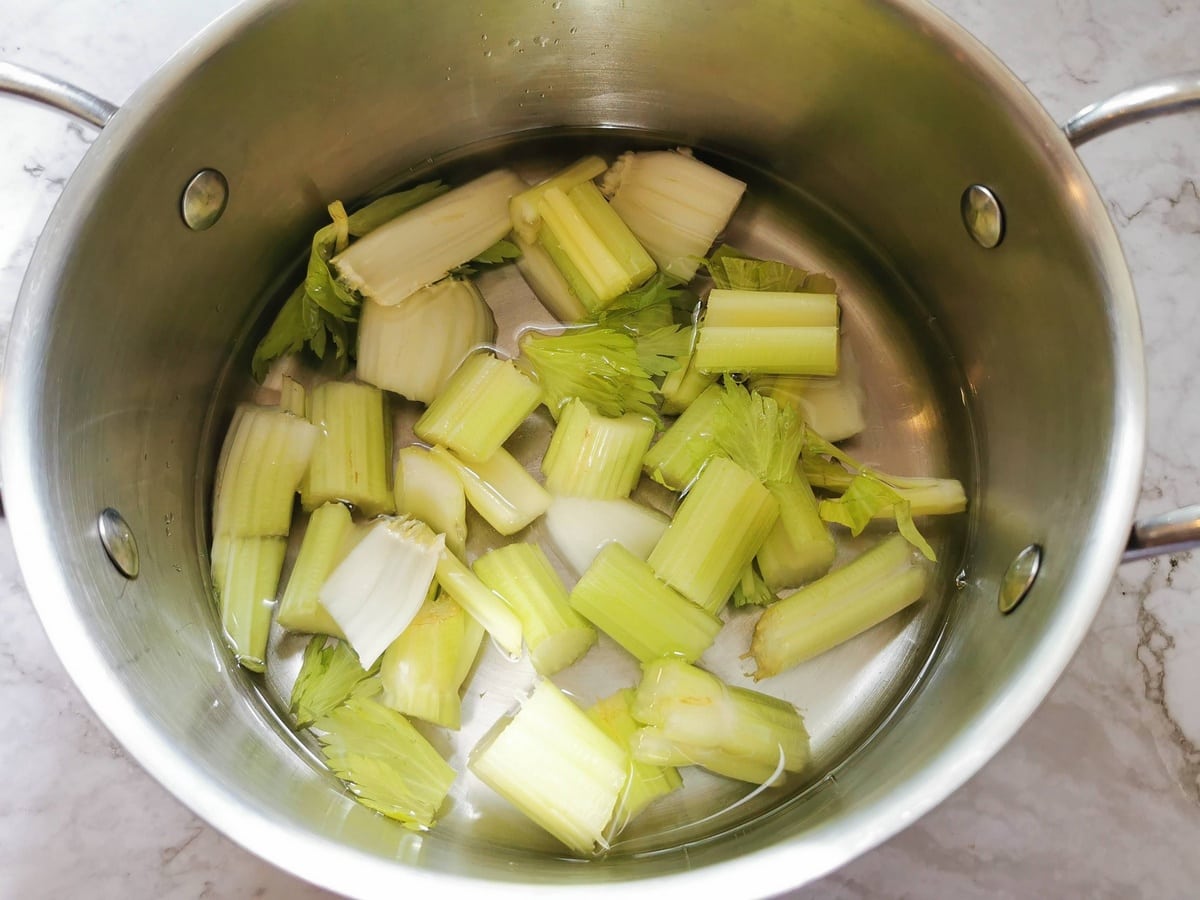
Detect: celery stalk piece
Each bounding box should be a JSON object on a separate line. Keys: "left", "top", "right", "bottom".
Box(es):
{"left": 538, "top": 186, "right": 633, "bottom": 305}
{"left": 510, "top": 155, "right": 609, "bottom": 243}
{"left": 456, "top": 611, "right": 487, "bottom": 689}
{"left": 536, "top": 221, "right": 605, "bottom": 314}
{"left": 302, "top": 381, "right": 395, "bottom": 517}
{"left": 394, "top": 446, "right": 468, "bottom": 558}
{"left": 630, "top": 658, "right": 809, "bottom": 785}
{"left": 413, "top": 352, "right": 543, "bottom": 464}
{"left": 280, "top": 376, "right": 307, "bottom": 418}
{"left": 542, "top": 495, "right": 668, "bottom": 575}
{"left": 587, "top": 688, "right": 683, "bottom": 836}
{"left": 805, "top": 466, "right": 968, "bottom": 517}
{"left": 660, "top": 353, "right": 718, "bottom": 417}
{"left": 751, "top": 533, "right": 929, "bottom": 679}
{"left": 315, "top": 695, "right": 456, "bottom": 829}
{"left": 703, "top": 290, "right": 839, "bottom": 328}
{"left": 429, "top": 445, "right": 551, "bottom": 536}
{"left": 513, "top": 232, "right": 590, "bottom": 322}
{"left": 567, "top": 180, "right": 656, "bottom": 290}
{"left": 603, "top": 150, "right": 747, "bottom": 283}
{"left": 641, "top": 383, "right": 724, "bottom": 491}
{"left": 319, "top": 517, "right": 444, "bottom": 669}
{"left": 647, "top": 456, "right": 779, "bottom": 615}
{"left": 569, "top": 542, "right": 721, "bottom": 663}
{"left": 213, "top": 536, "right": 287, "bottom": 673}
{"left": 473, "top": 543, "right": 596, "bottom": 675}
{"left": 290, "top": 637, "right": 375, "bottom": 727}
{"left": 434, "top": 548, "right": 524, "bottom": 659}
{"left": 468, "top": 679, "right": 627, "bottom": 855}
{"left": 732, "top": 562, "right": 777, "bottom": 608}
{"left": 276, "top": 501, "right": 353, "bottom": 636}
{"left": 694, "top": 325, "right": 840, "bottom": 376}
{"left": 749, "top": 371, "right": 866, "bottom": 443}
{"left": 356, "top": 278, "right": 496, "bottom": 404}
{"left": 756, "top": 477, "right": 836, "bottom": 592}
{"left": 381, "top": 594, "right": 474, "bottom": 729}
{"left": 331, "top": 169, "right": 527, "bottom": 306}
{"left": 541, "top": 399, "right": 656, "bottom": 499}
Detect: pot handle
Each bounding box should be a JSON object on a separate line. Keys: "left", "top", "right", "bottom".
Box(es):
{"left": 0, "top": 61, "right": 118, "bottom": 128}
{"left": 1062, "top": 74, "right": 1200, "bottom": 561}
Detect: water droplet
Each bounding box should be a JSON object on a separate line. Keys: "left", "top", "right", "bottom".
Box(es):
{"left": 508, "top": 38, "right": 521, "bottom": 48}
{"left": 569, "top": 25, "right": 578, "bottom": 34}
{"left": 483, "top": 49, "right": 492, "bottom": 57}
{"left": 553, "top": 38, "right": 559, "bottom": 45}
{"left": 518, "top": 48, "right": 525, "bottom": 53}
{"left": 553, "top": 0, "right": 562, "bottom": 8}
{"left": 539, "top": 92, "right": 545, "bottom": 99}
{"left": 535, "top": 35, "right": 550, "bottom": 48}
{"left": 955, "top": 569, "right": 968, "bottom": 589}
{"left": 481, "top": 33, "right": 488, "bottom": 40}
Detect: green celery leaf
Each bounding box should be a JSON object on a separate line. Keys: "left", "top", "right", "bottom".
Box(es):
{"left": 347, "top": 181, "right": 449, "bottom": 236}
{"left": 587, "top": 272, "right": 686, "bottom": 333}
{"left": 251, "top": 285, "right": 315, "bottom": 382}
{"left": 818, "top": 472, "right": 936, "bottom": 561}
{"left": 520, "top": 327, "right": 662, "bottom": 420}
{"left": 732, "top": 563, "right": 776, "bottom": 608}
{"left": 713, "top": 379, "right": 805, "bottom": 483}
{"left": 704, "top": 244, "right": 837, "bottom": 293}
{"left": 634, "top": 325, "right": 691, "bottom": 375}
{"left": 290, "top": 637, "right": 378, "bottom": 727}
{"left": 472, "top": 237, "right": 522, "bottom": 265}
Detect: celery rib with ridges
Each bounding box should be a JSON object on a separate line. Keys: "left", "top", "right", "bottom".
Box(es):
{"left": 750, "top": 370, "right": 866, "bottom": 443}
{"left": 394, "top": 446, "right": 468, "bottom": 559}
{"left": 542, "top": 399, "right": 656, "bottom": 499}
{"left": 630, "top": 658, "right": 809, "bottom": 785}
{"left": 569, "top": 542, "right": 722, "bottom": 663}
{"left": 642, "top": 382, "right": 724, "bottom": 491}
{"left": 751, "top": 533, "right": 929, "bottom": 680}
{"left": 646, "top": 456, "right": 779, "bottom": 615}
{"left": 434, "top": 548, "right": 523, "bottom": 659}
{"left": 659, "top": 352, "right": 718, "bottom": 416}
{"left": 473, "top": 543, "right": 595, "bottom": 675}
{"left": 430, "top": 444, "right": 550, "bottom": 536}
{"left": 302, "top": 381, "right": 395, "bottom": 517}
{"left": 756, "top": 476, "right": 836, "bottom": 592}
{"left": 513, "top": 231, "right": 590, "bottom": 322}
{"left": 331, "top": 169, "right": 527, "bottom": 306}
{"left": 276, "top": 501, "right": 352, "bottom": 637}
{"left": 414, "top": 352, "right": 543, "bottom": 464}
{"left": 469, "top": 679, "right": 628, "bottom": 855}
{"left": 694, "top": 289, "right": 840, "bottom": 376}
{"left": 510, "top": 155, "right": 609, "bottom": 242}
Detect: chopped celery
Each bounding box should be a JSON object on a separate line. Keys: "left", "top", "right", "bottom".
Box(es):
{"left": 542, "top": 495, "right": 668, "bottom": 575}
{"left": 569, "top": 542, "right": 722, "bottom": 663}
{"left": 434, "top": 548, "right": 524, "bottom": 659}
{"left": 756, "top": 477, "right": 837, "bottom": 591}
{"left": 394, "top": 446, "right": 468, "bottom": 558}
{"left": 290, "top": 636, "right": 375, "bottom": 727}
{"left": 332, "top": 169, "right": 527, "bottom": 306}
{"left": 660, "top": 353, "right": 718, "bottom": 416}
{"left": 468, "top": 679, "right": 627, "bottom": 854}
{"left": 587, "top": 688, "right": 682, "bottom": 836}
{"left": 818, "top": 472, "right": 939, "bottom": 561}
{"left": 642, "top": 383, "right": 724, "bottom": 491}
{"left": 806, "top": 465, "right": 969, "bottom": 517}
{"left": 603, "top": 150, "right": 747, "bottom": 283}
{"left": 429, "top": 445, "right": 551, "bottom": 536}
{"left": 381, "top": 594, "right": 476, "bottom": 729}
{"left": 750, "top": 369, "right": 866, "bottom": 443}
{"left": 542, "top": 399, "right": 656, "bottom": 499}
{"left": 280, "top": 376, "right": 307, "bottom": 418}
{"left": 456, "top": 612, "right": 487, "bottom": 688}
{"left": 510, "top": 156, "right": 609, "bottom": 242}
{"left": 514, "top": 232, "right": 590, "bottom": 322}
{"left": 584, "top": 272, "right": 684, "bottom": 334}
{"left": 319, "top": 517, "right": 444, "bottom": 668}
{"left": 647, "top": 456, "right": 779, "bottom": 615}
{"left": 712, "top": 379, "right": 805, "bottom": 484}
{"left": 732, "top": 562, "right": 777, "bottom": 608}
{"left": 567, "top": 180, "right": 656, "bottom": 292}
{"left": 213, "top": 536, "right": 287, "bottom": 673}
{"left": 630, "top": 658, "right": 809, "bottom": 785}
{"left": 315, "top": 695, "right": 455, "bottom": 829}
{"left": 703, "top": 290, "right": 838, "bottom": 328}
{"left": 302, "top": 381, "right": 395, "bottom": 517}
{"left": 751, "top": 534, "right": 929, "bottom": 679}
{"left": 473, "top": 543, "right": 595, "bottom": 675}
{"left": 703, "top": 244, "right": 837, "bottom": 294}
{"left": 356, "top": 278, "right": 495, "bottom": 404}
{"left": 538, "top": 186, "right": 638, "bottom": 304}
{"left": 536, "top": 221, "right": 605, "bottom": 314}
{"left": 276, "top": 501, "right": 352, "bottom": 636}
{"left": 413, "top": 352, "right": 543, "bottom": 464}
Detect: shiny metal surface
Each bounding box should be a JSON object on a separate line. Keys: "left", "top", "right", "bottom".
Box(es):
{"left": 97, "top": 507, "right": 140, "bottom": 579}
{"left": 181, "top": 169, "right": 230, "bottom": 231}
{"left": 998, "top": 544, "right": 1041, "bottom": 614}
{"left": 960, "top": 184, "right": 1005, "bottom": 249}
{"left": 1124, "top": 505, "right": 1200, "bottom": 562}
{"left": 0, "top": 61, "right": 118, "bottom": 128}
{"left": 1064, "top": 72, "right": 1200, "bottom": 146}
{"left": 0, "top": 0, "right": 1153, "bottom": 896}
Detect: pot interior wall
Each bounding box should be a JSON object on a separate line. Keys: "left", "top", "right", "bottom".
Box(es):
{"left": 5, "top": 0, "right": 1141, "bottom": 892}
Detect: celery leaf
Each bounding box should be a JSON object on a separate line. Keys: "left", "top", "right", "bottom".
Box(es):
{"left": 818, "top": 472, "right": 936, "bottom": 561}
{"left": 290, "top": 637, "right": 378, "bottom": 727}
{"left": 704, "top": 244, "right": 837, "bottom": 293}
{"left": 472, "top": 238, "right": 523, "bottom": 265}
{"left": 347, "top": 181, "right": 449, "bottom": 236}
{"left": 713, "top": 379, "right": 804, "bottom": 483}
{"left": 587, "top": 272, "right": 688, "bottom": 333}
{"left": 521, "top": 327, "right": 662, "bottom": 419}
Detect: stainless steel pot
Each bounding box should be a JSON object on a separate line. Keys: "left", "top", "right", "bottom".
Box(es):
{"left": 3, "top": 1, "right": 1200, "bottom": 896}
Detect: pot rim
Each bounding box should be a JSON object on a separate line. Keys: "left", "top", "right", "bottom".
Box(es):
{"left": 0, "top": 0, "right": 1146, "bottom": 895}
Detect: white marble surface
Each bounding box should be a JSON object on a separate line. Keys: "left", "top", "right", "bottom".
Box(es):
{"left": 2, "top": 0, "right": 1200, "bottom": 896}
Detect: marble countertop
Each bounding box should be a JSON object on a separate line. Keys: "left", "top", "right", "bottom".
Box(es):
{"left": 3, "top": 0, "right": 1200, "bottom": 896}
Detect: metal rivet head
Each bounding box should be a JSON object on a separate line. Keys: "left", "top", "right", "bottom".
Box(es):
{"left": 999, "top": 543, "right": 1041, "bottom": 614}
{"left": 98, "top": 508, "right": 139, "bottom": 579}
{"left": 181, "top": 168, "right": 229, "bottom": 231}
{"left": 961, "top": 184, "right": 1005, "bottom": 249}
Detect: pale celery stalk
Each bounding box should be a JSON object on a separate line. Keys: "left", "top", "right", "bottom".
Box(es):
{"left": 694, "top": 325, "right": 840, "bottom": 375}
{"left": 332, "top": 169, "right": 527, "bottom": 305}
{"left": 538, "top": 186, "right": 632, "bottom": 304}
{"left": 805, "top": 466, "right": 968, "bottom": 517}
{"left": 703, "top": 290, "right": 838, "bottom": 328}
{"left": 468, "top": 679, "right": 627, "bottom": 855}
{"left": 394, "top": 446, "right": 467, "bottom": 558}
{"left": 642, "top": 383, "right": 724, "bottom": 491}
{"left": 569, "top": 542, "right": 721, "bottom": 663}
{"left": 659, "top": 353, "right": 718, "bottom": 416}
{"left": 750, "top": 371, "right": 866, "bottom": 442}
{"left": 473, "top": 543, "right": 595, "bottom": 675}
{"left": 280, "top": 376, "right": 307, "bottom": 418}
{"left": 630, "top": 657, "right": 809, "bottom": 785}
{"left": 381, "top": 594, "right": 475, "bottom": 729}
{"left": 510, "top": 156, "right": 609, "bottom": 242}
{"left": 513, "top": 232, "right": 590, "bottom": 322}
{"left": 413, "top": 352, "right": 543, "bottom": 464}
{"left": 456, "top": 612, "right": 486, "bottom": 688}
{"left": 319, "top": 517, "right": 444, "bottom": 669}
{"left": 542, "top": 495, "right": 668, "bottom": 575}
{"left": 751, "top": 534, "right": 929, "bottom": 679}
{"left": 434, "top": 548, "right": 524, "bottom": 659}
{"left": 356, "top": 278, "right": 496, "bottom": 403}
{"left": 276, "top": 501, "right": 352, "bottom": 636}
{"left": 568, "top": 180, "right": 656, "bottom": 289}
{"left": 290, "top": 637, "right": 374, "bottom": 727}
{"left": 536, "top": 221, "right": 605, "bottom": 313}
{"left": 213, "top": 536, "right": 287, "bottom": 673}
{"left": 646, "top": 456, "right": 779, "bottom": 615}
{"left": 315, "top": 695, "right": 456, "bottom": 829}
{"left": 541, "top": 398, "right": 656, "bottom": 499}
{"left": 756, "top": 476, "right": 837, "bottom": 592}
{"left": 302, "top": 381, "right": 395, "bottom": 516}
{"left": 603, "top": 150, "right": 747, "bottom": 283}
{"left": 429, "top": 444, "right": 551, "bottom": 536}
{"left": 587, "top": 688, "right": 682, "bottom": 836}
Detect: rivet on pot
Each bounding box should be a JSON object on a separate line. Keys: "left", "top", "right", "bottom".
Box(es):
{"left": 98, "top": 507, "right": 139, "bottom": 579}
{"left": 998, "top": 543, "right": 1041, "bottom": 614}
{"left": 961, "top": 184, "right": 1005, "bottom": 249}
{"left": 181, "top": 168, "right": 229, "bottom": 231}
